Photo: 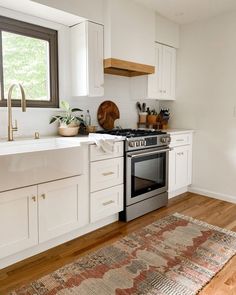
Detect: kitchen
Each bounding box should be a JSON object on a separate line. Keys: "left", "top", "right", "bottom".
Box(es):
{"left": 0, "top": 0, "right": 236, "bottom": 294}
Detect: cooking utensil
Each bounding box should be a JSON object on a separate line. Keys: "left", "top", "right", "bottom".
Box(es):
{"left": 142, "top": 102, "right": 146, "bottom": 112}
{"left": 136, "top": 102, "right": 142, "bottom": 112}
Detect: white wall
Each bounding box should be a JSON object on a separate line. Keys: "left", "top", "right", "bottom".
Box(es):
{"left": 161, "top": 10, "right": 236, "bottom": 202}
{"left": 71, "top": 75, "right": 159, "bottom": 130}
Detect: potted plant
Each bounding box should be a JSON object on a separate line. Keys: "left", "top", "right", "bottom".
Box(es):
{"left": 50, "top": 100, "right": 84, "bottom": 137}
{"left": 147, "top": 108, "right": 158, "bottom": 124}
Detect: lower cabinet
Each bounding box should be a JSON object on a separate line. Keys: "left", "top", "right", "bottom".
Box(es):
{"left": 38, "top": 177, "right": 82, "bottom": 243}
{"left": 168, "top": 132, "right": 193, "bottom": 195}
{"left": 0, "top": 186, "right": 38, "bottom": 259}
{"left": 90, "top": 184, "right": 123, "bottom": 222}
{"left": 0, "top": 176, "right": 84, "bottom": 258}
{"left": 169, "top": 145, "right": 192, "bottom": 191}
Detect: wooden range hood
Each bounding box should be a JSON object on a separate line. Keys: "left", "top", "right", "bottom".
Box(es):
{"left": 104, "top": 58, "right": 155, "bottom": 77}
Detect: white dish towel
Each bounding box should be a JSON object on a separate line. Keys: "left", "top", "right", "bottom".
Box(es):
{"left": 89, "top": 133, "right": 121, "bottom": 153}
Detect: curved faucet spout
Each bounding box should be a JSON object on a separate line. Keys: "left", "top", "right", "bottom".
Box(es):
{"left": 7, "top": 83, "right": 27, "bottom": 141}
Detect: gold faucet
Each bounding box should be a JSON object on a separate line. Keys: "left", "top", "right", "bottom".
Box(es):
{"left": 7, "top": 83, "right": 26, "bottom": 141}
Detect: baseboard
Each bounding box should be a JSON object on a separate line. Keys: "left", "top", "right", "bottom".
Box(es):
{"left": 168, "top": 187, "right": 188, "bottom": 199}
{"left": 189, "top": 186, "right": 236, "bottom": 204}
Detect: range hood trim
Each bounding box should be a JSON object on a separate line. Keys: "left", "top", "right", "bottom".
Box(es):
{"left": 104, "top": 58, "right": 155, "bottom": 77}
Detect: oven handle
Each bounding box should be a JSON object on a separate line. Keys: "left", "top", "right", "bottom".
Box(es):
{"left": 127, "top": 148, "right": 170, "bottom": 158}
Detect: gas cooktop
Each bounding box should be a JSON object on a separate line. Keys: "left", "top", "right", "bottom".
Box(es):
{"left": 96, "top": 128, "right": 166, "bottom": 138}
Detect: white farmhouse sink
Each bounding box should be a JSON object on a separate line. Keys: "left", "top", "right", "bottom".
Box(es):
{"left": 0, "top": 137, "right": 81, "bottom": 156}
{"left": 0, "top": 137, "right": 84, "bottom": 192}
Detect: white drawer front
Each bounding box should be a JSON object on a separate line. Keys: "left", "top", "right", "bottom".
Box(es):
{"left": 90, "top": 141, "right": 124, "bottom": 162}
{"left": 90, "top": 185, "right": 124, "bottom": 222}
{"left": 90, "top": 158, "right": 124, "bottom": 192}
{"left": 170, "top": 133, "right": 192, "bottom": 147}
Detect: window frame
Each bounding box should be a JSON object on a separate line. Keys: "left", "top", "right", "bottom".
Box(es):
{"left": 0, "top": 15, "right": 59, "bottom": 108}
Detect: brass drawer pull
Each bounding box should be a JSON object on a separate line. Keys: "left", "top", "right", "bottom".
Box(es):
{"left": 102, "top": 171, "right": 114, "bottom": 176}
{"left": 32, "top": 196, "right": 36, "bottom": 202}
{"left": 41, "top": 194, "right": 46, "bottom": 199}
{"left": 102, "top": 200, "right": 115, "bottom": 206}
{"left": 176, "top": 139, "right": 185, "bottom": 142}
{"left": 177, "top": 152, "right": 184, "bottom": 156}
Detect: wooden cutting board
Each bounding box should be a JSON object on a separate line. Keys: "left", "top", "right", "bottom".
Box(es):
{"left": 97, "top": 101, "right": 120, "bottom": 130}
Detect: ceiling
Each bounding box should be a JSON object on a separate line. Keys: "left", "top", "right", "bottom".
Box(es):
{"left": 134, "top": 0, "right": 236, "bottom": 24}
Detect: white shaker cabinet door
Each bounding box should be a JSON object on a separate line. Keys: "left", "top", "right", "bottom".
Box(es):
{"left": 161, "top": 45, "right": 176, "bottom": 100}
{"left": 71, "top": 21, "right": 104, "bottom": 97}
{"left": 0, "top": 186, "right": 38, "bottom": 259}
{"left": 87, "top": 21, "right": 104, "bottom": 97}
{"left": 148, "top": 42, "right": 162, "bottom": 99}
{"left": 148, "top": 43, "right": 176, "bottom": 100}
{"left": 38, "top": 176, "right": 83, "bottom": 243}
{"left": 169, "top": 145, "right": 192, "bottom": 192}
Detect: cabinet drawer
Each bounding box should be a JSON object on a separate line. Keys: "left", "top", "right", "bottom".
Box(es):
{"left": 90, "top": 141, "right": 124, "bottom": 162}
{"left": 170, "top": 133, "right": 191, "bottom": 147}
{"left": 90, "top": 185, "right": 123, "bottom": 222}
{"left": 90, "top": 158, "right": 124, "bottom": 192}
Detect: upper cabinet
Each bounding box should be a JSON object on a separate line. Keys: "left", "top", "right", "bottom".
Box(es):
{"left": 148, "top": 43, "right": 176, "bottom": 100}
{"left": 131, "top": 43, "right": 176, "bottom": 101}
{"left": 70, "top": 21, "right": 104, "bottom": 97}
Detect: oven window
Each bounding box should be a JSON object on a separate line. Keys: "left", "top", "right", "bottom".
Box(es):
{"left": 131, "top": 152, "right": 166, "bottom": 198}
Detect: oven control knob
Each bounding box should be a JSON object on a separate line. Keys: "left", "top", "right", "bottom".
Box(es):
{"left": 129, "top": 141, "right": 135, "bottom": 147}
{"left": 140, "top": 140, "right": 145, "bottom": 146}
{"left": 161, "top": 137, "right": 167, "bottom": 143}
{"left": 136, "top": 141, "right": 140, "bottom": 147}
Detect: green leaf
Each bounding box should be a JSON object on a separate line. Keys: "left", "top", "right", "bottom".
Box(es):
{"left": 60, "top": 100, "right": 70, "bottom": 111}
{"left": 71, "top": 108, "right": 83, "bottom": 112}
{"left": 49, "top": 116, "right": 62, "bottom": 124}
{"left": 75, "top": 116, "right": 84, "bottom": 123}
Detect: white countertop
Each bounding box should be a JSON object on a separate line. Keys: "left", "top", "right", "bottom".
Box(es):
{"left": 163, "top": 129, "right": 194, "bottom": 134}
{"left": 0, "top": 134, "right": 124, "bottom": 156}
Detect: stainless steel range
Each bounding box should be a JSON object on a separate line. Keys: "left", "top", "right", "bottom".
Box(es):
{"left": 97, "top": 129, "right": 171, "bottom": 222}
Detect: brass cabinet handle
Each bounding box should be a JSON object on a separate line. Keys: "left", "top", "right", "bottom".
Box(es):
{"left": 32, "top": 196, "right": 36, "bottom": 202}
{"left": 102, "top": 200, "right": 115, "bottom": 206}
{"left": 41, "top": 194, "right": 46, "bottom": 199}
{"left": 102, "top": 171, "right": 114, "bottom": 176}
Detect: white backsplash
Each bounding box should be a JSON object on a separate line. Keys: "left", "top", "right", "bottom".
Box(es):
{"left": 0, "top": 75, "right": 159, "bottom": 139}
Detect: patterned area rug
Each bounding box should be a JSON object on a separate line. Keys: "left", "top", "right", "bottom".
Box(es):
{"left": 10, "top": 213, "right": 236, "bottom": 295}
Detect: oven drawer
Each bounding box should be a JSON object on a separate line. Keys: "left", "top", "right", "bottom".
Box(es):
{"left": 90, "top": 158, "right": 124, "bottom": 192}
{"left": 90, "top": 141, "right": 124, "bottom": 162}
{"left": 90, "top": 185, "right": 124, "bottom": 222}
{"left": 170, "top": 133, "right": 191, "bottom": 147}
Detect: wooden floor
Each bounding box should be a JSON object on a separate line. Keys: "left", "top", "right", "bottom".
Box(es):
{"left": 1, "top": 192, "right": 236, "bottom": 294}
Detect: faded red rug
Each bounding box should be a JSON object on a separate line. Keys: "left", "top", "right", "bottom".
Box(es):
{"left": 10, "top": 213, "right": 236, "bottom": 295}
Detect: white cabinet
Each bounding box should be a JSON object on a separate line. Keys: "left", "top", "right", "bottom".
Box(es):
{"left": 90, "top": 158, "right": 124, "bottom": 192}
{"left": 90, "top": 141, "right": 123, "bottom": 162}
{"left": 71, "top": 21, "right": 104, "bottom": 97}
{"left": 168, "top": 132, "right": 193, "bottom": 197}
{"left": 91, "top": 185, "right": 123, "bottom": 222}
{"left": 148, "top": 43, "right": 176, "bottom": 100}
{"left": 89, "top": 142, "right": 124, "bottom": 222}
{"left": 38, "top": 177, "right": 82, "bottom": 243}
{"left": 0, "top": 186, "right": 38, "bottom": 259}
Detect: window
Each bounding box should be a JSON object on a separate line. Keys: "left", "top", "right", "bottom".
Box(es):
{"left": 0, "top": 15, "right": 59, "bottom": 108}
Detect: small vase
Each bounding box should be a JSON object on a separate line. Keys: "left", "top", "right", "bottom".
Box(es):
{"left": 139, "top": 112, "right": 148, "bottom": 123}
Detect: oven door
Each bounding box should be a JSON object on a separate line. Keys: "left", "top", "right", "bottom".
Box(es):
{"left": 126, "top": 147, "right": 169, "bottom": 206}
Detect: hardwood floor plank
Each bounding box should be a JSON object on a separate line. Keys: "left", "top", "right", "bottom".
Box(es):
{"left": 0, "top": 192, "right": 236, "bottom": 294}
